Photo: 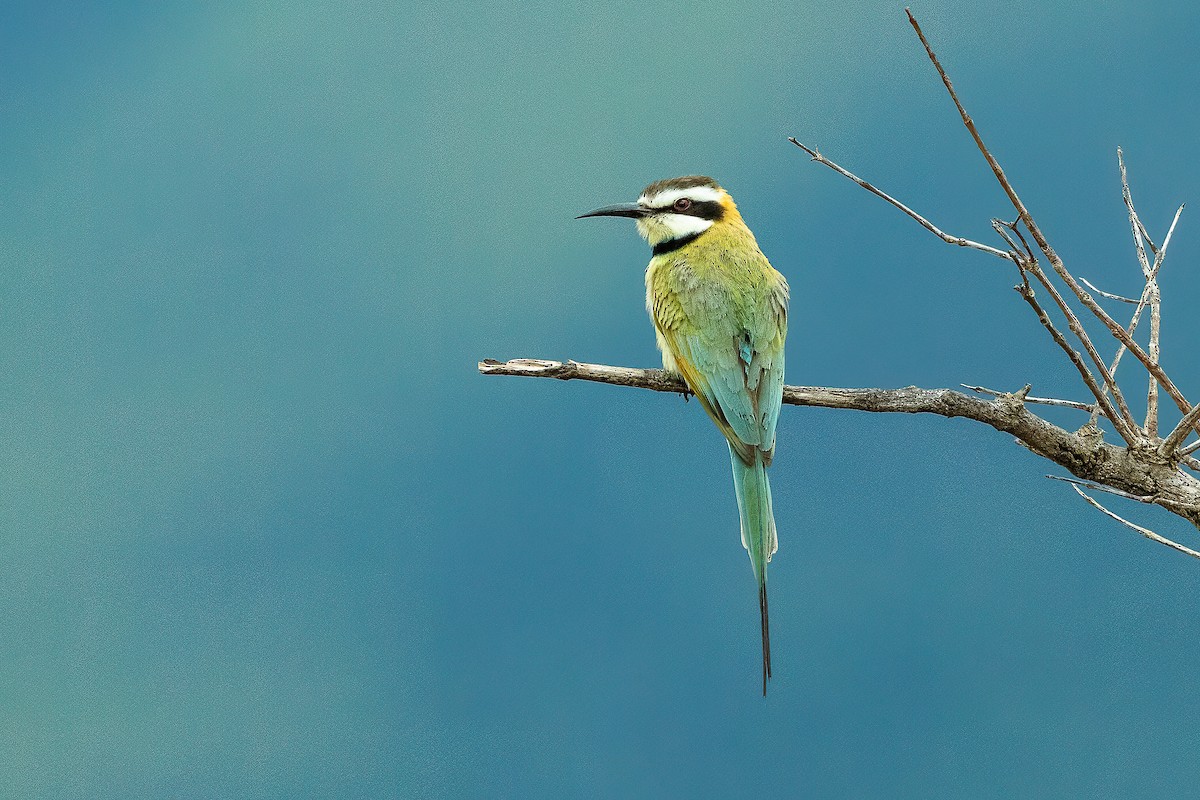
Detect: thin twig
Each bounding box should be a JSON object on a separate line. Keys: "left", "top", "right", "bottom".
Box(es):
{"left": 1151, "top": 205, "right": 1184, "bottom": 279}
{"left": 1143, "top": 205, "right": 1181, "bottom": 437}
{"left": 1108, "top": 206, "right": 1185, "bottom": 379}
{"left": 1118, "top": 151, "right": 1178, "bottom": 438}
{"left": 1148, "top": 281, "right": 1161, "bottom": 436}
{"left": 1046, "top": 474, "right": 1197, "bottom": 516}
{"left": 1161, "top": 401, "right": 1200, "bottom": 456}
{"left": 1105, "top": 204, "right": 1184, "bottom": 391}
{"left": 1137, "top": 219, "right": 1160, "bottom": 255}
{"left": 1045, "top": 474, "right": 1154, "bottom": 503}
{"left": 1119, "top": 148, "right": 1154, "bottom": 277}
{"left": 1103, "top": 297, "right": 1147, "bottom": 387}
{"left": 1139, "top": 221, "right": 1159, "bottom": 254}
{"left": 990, "top": 220, "right": 1024, "bottom": 258}
{"left": 787, "top": 138, "right": 1013, "bottom": 261}
{"left": 1005, "top": 218, "right": 1038, "bottom": 264}
{"left": 1029, "top": 262, "right": 1141, "bottom": 439}
{"left": 1079, "top": 278, "right": 1138, "bottom": 304}
{"left": 1013, "top": 267, "right": 1137, "bottom": 442}
{"left": 1096, "top": 202, "right": 1183, "bottom": 441}
{"left": 1070, "top": 485, "right": 1200, "bottom": 560}
{"left": 961, "top": 384, "right": 1093, "bottom": 412}
{"left": 1123, "top": 160, "right": 1161, "bottom": 256}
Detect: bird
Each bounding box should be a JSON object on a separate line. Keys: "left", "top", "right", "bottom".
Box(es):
{"left": 578, "top": 176, "right": 789, "bottom": 695}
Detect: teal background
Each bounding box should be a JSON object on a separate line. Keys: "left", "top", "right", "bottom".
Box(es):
{"left": 3, "top": 1, "right": 1200, "bottom": 797}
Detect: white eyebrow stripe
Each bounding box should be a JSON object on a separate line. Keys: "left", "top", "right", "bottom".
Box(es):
{"left": 638, "top": 185, "right": 723, "bottom": 208}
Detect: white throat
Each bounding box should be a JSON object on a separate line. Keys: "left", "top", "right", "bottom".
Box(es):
{"left": 636, "top": 213, "right": 714, "bottom": 244}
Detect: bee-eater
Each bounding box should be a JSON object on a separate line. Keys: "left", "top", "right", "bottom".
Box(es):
{"left": 579, "top": 176, "right": 789, "bottom": 694}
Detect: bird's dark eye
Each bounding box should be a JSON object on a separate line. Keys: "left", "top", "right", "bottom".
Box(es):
{"left": 673, "top": 198, "right": 692, "bottom": 212}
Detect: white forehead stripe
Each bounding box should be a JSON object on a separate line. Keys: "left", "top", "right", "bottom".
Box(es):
{"left": 638, "top": 185, "right": 723, "bottom": 208}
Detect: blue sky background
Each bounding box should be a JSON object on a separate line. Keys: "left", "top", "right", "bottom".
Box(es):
{"left": 3, "top": 1, "right": 1200, "bottom": 797}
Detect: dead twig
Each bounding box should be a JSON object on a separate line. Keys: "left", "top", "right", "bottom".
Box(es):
{"left": 961, "top": 384, "right": 1093, "bottom": 412}
{"left": 1049, "top": 476, "right": 1200, "bottom": 519}
{"left": 1080, "top": 278, "right": 1138, "bottom": 305}
{"left": 1012, "top": 268, "right": 1133, "bottom": 441}
{"left": 1162, "top": 402, "right": 1200, "bottom": 457}
{"left": 787, "top": 138, "right": 1012, "bottom": 261}
{"left": 1070, "top": 485, "right": 1200, "bottom": 560}
{"left": 1148, "top": 282, "right": 1162, "bottom": 437}
{"left": 1023, "top": 262, "right": 1141, "bottom": 442}
{"left": 1106, "top": 204, "right": 1182, "bottom": 385}
{"left": 1116, "top": 151, "right": 1185, "bottom": 439}
{"left": 1099, "top": 201, "right": 1182, "bottom": 439}
{"left": 1119, "top": 148, "right": 1154, "bottom": 278}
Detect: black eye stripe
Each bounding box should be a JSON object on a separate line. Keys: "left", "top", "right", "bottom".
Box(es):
{"left": 655, "top": 199, "right": 724, "bottom": 221}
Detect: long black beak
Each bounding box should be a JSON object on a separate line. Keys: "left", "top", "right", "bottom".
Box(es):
{"left": 576, "top": 202, "right": 649, "bottom": 220}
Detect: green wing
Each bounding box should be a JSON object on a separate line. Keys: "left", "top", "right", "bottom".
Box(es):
{"left": 653, "top": 263, "right": 788, "bottom": 464}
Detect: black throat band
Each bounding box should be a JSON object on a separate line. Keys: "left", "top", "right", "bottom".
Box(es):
{"left": 652, "top": 232, "right": 702, "bottom": 256}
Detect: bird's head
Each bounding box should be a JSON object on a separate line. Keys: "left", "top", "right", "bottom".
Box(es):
{"left": 577, "top": 175, "right": 741, "bottom": 250}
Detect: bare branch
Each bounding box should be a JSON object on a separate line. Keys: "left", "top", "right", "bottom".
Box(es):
{"left": 990, "top": 219, "right": 1023, "bottom": 257}
{"left": 1105, "top": 205, "right": 1183, "bottom": 387}
{"left": 903, "top": 10, "right": 1138, "bottom": 438}
{"left": 1090, "top": 201, "right": 1182, "bottom": 439}
{"left": 1003, "top": 218, "right": 1038, "bottom": 264}
{"left": 1012, "top": 271, "right": 1137, "bottom": 443}
{"left": 905, "top": 9, "right": 1039, "bottom": 254}
{"left": 1080, "top": 278, "right": 1138, "bottom": 304}
{"left": 1040, "top": 204, "right": 1190, "bottom": 435}
{"left": 1043, "top": 472, "right": 1200, "bottom": 515}
{"left": 1104, "top": 289, "right": 1155, "bottom": 395}
{"left": 961, "top": 384, "right": 1093, "bottom": 412}
{"left": 1138, "top": 218, "right": 1159, "bottom": 256}
{"left": 480, "top": 359, "right": 1046, "bottom": 427}
{"left": 478, "top": 358, "right": 688, "bottom": 394}
{"left": 1023, "top": 262, "right": 1141, "bottom": 441}
{"left": 1070, "top": 485, "right": 1200, "bottom": 560}
{"left": 1119, "top": 148, "right": 1154, "bottom": 277}
{"left": 1153, "top": 205, "right": 1185, "bottom": 278}
{"left": 1046, "top": 474, "right": 1155, "bottom": 504}
{"left": 481, "top": 357, "right": 1200, "bottom": 532}
{"left": 786, "top": 138, "right": 1013, "bottom": 261}
{"left": 1161, "top": 401, "right": 1200, "bottom": 456}
{"left": 1148, "top": 282, "right": 1161, "bottom": 436}
{"left": 1123, "top": 208, "right": 1157, "bottom": 432}
{"left": 1143, "top": 206, "right": 1181, "bottom": 437}
{"left": 905, "top": 9, "right": 1199, "bottom": 444}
